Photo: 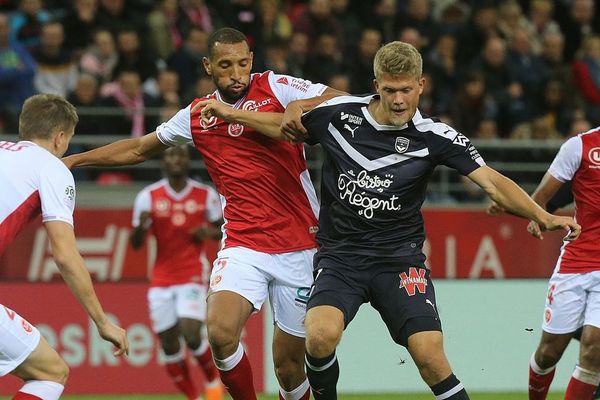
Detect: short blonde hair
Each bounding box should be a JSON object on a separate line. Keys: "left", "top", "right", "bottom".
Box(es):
{"left": 19, "top": 94, "right": 79, "bottom": 140}
{"left": 373, "top": 41, "right": 422, "bottom": 79}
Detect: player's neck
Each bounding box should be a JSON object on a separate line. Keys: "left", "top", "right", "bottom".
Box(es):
{"left": 168, "top": 176, "right": 187, "bottom": 192}
{"left": 367, "top": 99, "right": 390, "bottom": 125}
{"left": 29, "top": 138, "right": 60, "bottom": 157}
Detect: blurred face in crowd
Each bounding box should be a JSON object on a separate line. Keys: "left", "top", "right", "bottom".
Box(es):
{"left": 187, "top": 29, "right": 208, "bottom": 55}
{"left": 309, "top": 0, "right": 331, "bottom": 19}
{"left": 20, "top": 0, "right": 42, "bottom": 16}
{"left": 359, "top": 29, "right": 382, "bottom": 60}
{"left": 163, "top": 146, "right": 190, "bottom": 179}
{"left": 584, "top": 36, "right": 600, "bottom": 61}
{"left": 41, "top": 23, "right": 65, "bottom": 50}
{"left": 75, "top": 75, "right": 99, "bottom": 104}
{"left": 373, "top": 73, "right": 424, "bottom": 127}
{"left": 117, "top": 31, "right": 139, "bottom": 53}
{"left": 571, "top": 0, "right": 594, "bottom": 24}
{"left": 158, "top": 71, "right": 179, "bottom": 95}
{"left": 118, "top": 71, "right": 141, "bottom": 99}
{"left": 203, "top": 41, "right": 253, "bottom": 103}
{"left": 95, "top": 30, "right": 115, "bottom": 57}
{"left": 102, "top": 0, "right": 124, "bottom": 15}
{"left": 542, "top": 33, "right": 564, "bottom": 62}
{"left": 483, "top": 38, "right": 506, "bottom": 67}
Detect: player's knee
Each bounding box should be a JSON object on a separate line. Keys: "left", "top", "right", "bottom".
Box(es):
{"left": 274, "top": 357, "right": 304, "bottom": 389}
{"left": 160, "top": 338, "right": 181, "bottom": 355}
{"left": 536, "top": 343, "right": 562, "bottom": 367}
{"left": 305, "top": 324, "right": 341, "bottom": 357}
{"left": 206, "top": 319, "right": 240, "bottom": 356}
{"left": 49, "top": 358, "right": 69, "bottom": 385}
{"left": 580, "top": 341, "right": 600, "bottom": 369}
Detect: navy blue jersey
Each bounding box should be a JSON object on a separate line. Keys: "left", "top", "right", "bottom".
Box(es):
{"left": 302, "top": 95, "right": 485, "bottom": 268}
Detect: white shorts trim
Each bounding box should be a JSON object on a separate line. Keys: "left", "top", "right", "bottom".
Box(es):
{"left": 0, "top": 305, "right": 41, "bottom": 376}
{"left": 541, "top": 271, "right": 600, "bottom": 334}
{"left": 209, "top": 246, "right": 315, "bottom": 337}
{"left": 147, "top": 283, "right": 208, "bottom": 333}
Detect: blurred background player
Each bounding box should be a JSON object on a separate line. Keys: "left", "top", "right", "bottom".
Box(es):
{"left": 522, "top": 127, "right": 600, "bottom": 400}
{"left": 130, "top": 145, "right": 223, "bottom": 400}
{"left": 0, "top": 94, "right": 128, "bottom": 400}
{"left": 63, "top": 27, "right": 341, "bottom": 400}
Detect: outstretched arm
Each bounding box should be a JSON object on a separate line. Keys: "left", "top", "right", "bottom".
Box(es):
{"left": 45, "top": 221, "right": 129, "bottom": 356}
{"left": 63, "top": 132, "right": 168, "bottom": 169}
{"left": 468, "top": 166, "right": 580, "bottom": 240}
{"left": 525, "top": 173, "right": 566, "bottom": 239}
{"left": 192, "top": 88, "right": 346, "bottom": 141}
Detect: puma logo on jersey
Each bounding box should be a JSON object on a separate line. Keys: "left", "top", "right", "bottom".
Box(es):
{"left": 344, "top": 124, "right": 359, "bottom": 138}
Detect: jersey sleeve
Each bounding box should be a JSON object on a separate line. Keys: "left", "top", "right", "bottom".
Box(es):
{"left": 301, "top": 102, "right": 336, "bottom": 145}
{"left": 548, "top": 136, "right": 582, "bottom": 182}
{"left": 268, "top": 72, "right": 327, "bottom": 107}
{"left": 204, "top": 187, "right": 223, "bottom": 223}
{"left": 155, "top": 104, "right": 193, "bottom": 146}
{"left": 429, "top": 125, "right": 486, "bottom": 175}
{"left": 39, "top": 161, "right": 75, "bottom": 226}
{"left": 131, "top": 189, "right": 152, "bottom": 227}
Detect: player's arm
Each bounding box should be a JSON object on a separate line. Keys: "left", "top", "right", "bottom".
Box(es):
{"left": 63, "top": 132, "right": 168, "bottom": 169}
{"left": 191, "top": 219, "right": 224, "bottom": 243}
{"left": 45, "top": 220, "right": 129, "bottom": 356}
{"left": 468, "top": 166, "right": 580, "bottom": 240}
{"left": 130, "top": 211, "right": 151, "bottom": 249}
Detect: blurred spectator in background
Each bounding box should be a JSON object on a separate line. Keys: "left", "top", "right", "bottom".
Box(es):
{"left": 567, "top": 115, "right": 592, "bottom": 138}
{"left": 557, "top": 0, "right": 599, "bottom": 63}
{"left": 256, "top": 0, "right": 291, "bottom": 46}
{"left": 345, "top": 28, "right": 381, "bottom": 94}
{"left": 510, "top": 116, "right": 561, "bottom": 140}
{"left": 9, "top": 0, "right": 50, "bottom": 53}
{"left": 147, "top": 0, "right": 192, "bottom": 61}
{"left": 330, "top": 0, "right": 360, "bottom": 55}
{"left": 102, "top": 69, "right": 156, "bottom": 137}
{"left": 294, "top": 0, "right": 342, "bottom": 51}
{"left": 0, "top": 12, "right": 35, "bottom": 133}
{"left": 398, "top": 27, "right": 424, "bottom": 52}
{"left": 33, "top": 21, "right": 78, "bottom": 97}
{"left": 397, "top": 0, "right": 436, "bottom": 51}
{"left": 182, "top": 75, "right": 214, "bottom": 105}
{"left": 285, "top": 31, "right": 308, "bottom": 77}
{"left": 496, "top": 0, "right": 527, "bottom": 43}
{"left": 254, "top": 40, "right": 292, "bottom": 74}
{"left": 369, "top": 0, "right": 397, "bottom": 44}
{"left": 525, "top": 0, "right": 561, "bottom": 55}
{"left": 63, "top": 0, "right": 99, "bottom": 55}
{"left": 540, "top": 31, "right": 573, "bottom": 91}
{"left": 457, "top": 2, "right": 501, "bottom": 68}
{"left": 506, "top": 27, "right": 545, "bottom": 109}
{"left": 304, "top": 33, "right": 342, "bottom": 84}
{"left": 215, "top": 0, "right": 259, "bottom": 47}
{"left": 79, "top": 28, "right": 118, "bottom": 87}
{"left": 150, "top": 69, "right": 179, "bottom": 107}
{"left": 67, "top": 72, "right": 102, "bottom": 136}
{"left": 450, "top": 71, "right": 497, "bottom": 137}
{"left": 112, "top": 27, "right": 157, "bottom": 84}
{"left": 327, "top": 72, "right": 349, "bottom": 93}
{"left": 427, "top": 32, "right": 457, "bottom": 114}
{"left": 474, "top": 118, "right": 499, "bottom": 139}
{"left": 96, "top": 0, "right": 145, "bottom": 37}
{"left": 181, "top": 0, "right": 216, "bottom": 33}
{"left": 535, "top": 78, "right": 578, "bottom": 135}
{"left": 572, "top": 35, "right": 600, "bottom": 126}
{"left": 167, "top": 27, "right": 208, "bottom": 96}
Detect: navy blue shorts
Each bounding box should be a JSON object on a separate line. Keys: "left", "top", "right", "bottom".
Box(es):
{"left": 307, "top": 261, "right": 442, "bottom": 347}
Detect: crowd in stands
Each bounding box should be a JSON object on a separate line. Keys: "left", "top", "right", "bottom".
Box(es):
{"left": 1, "top": 0, "right": 599, "bottom": 142}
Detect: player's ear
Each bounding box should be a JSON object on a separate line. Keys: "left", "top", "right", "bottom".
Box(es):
{"left": 373, "top": 79, "right": 379, "bottom": 92}
{"left": 249, "top": 51, "right": 254, "bottom": 69}
{"left": 202, "top": 57, "right": 211, "bottom": 76}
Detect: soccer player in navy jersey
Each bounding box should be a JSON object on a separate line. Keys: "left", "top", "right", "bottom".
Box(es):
{"left": 196, "top": 41, "right": 582, "bottom": 399}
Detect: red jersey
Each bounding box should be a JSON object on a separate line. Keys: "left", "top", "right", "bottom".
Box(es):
{"left": 132, "top": 179, "right": 222, "bottom": 287}
{"left": 155, "top": 71, "right": 323, "bottom": 253}
{"left": 548, "top": 127, "right": 600, "bottom": 273}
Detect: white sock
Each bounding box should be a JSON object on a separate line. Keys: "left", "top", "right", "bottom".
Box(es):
{"left": 163, "top": 347, "right": 185, "bottom": 364}
{"left": 530, "top": 353, "right": 556, "bottom": 375}
{"left": 279, "top": 378, "right": 310, "bottom": 400}
{"left": 20, "top": 380, "right": 64, "bottom": 400}
{"left": 213, "top": 342, "right": 244, "bottom": 371}
{"left": 573, "top": 366, "right": 600, "bottom": 386}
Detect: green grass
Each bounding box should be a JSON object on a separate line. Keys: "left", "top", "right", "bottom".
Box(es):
{"left": 0, "top": 394, "right": 569, "bottom": 399}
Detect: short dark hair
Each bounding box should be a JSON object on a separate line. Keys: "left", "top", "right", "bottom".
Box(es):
{"left": 207, "top": 28, "right": 247, "bottom": 57}
{"left": 19, "top": 94, "right": 79, "bottom": 140}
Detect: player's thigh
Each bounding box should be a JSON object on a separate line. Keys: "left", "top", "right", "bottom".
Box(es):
{"left": 370, "top": 265, "right": 441, "bottom": 347}
{"left": 156, "top": 324, "right": 181, "bottom": 354}
{"left": 583, "top": 270, "right": 600, "bottom": 329}
{"left": 0, "top": 305, "right": 43, "bottom": 378}
{"left": 208, "top": 247, "right": 271, "bottom": 315}
{"left": 178, "top": 317, "right": 203, "bottom": 343}
{"left": 147, "top": 286, "right": 178, "bottom": 334}
{"left": 12, "top": 335, "right": 68, "bottom": 384}
{"left": 542, "top": 272, "right": 587, "bottom": 334}
{"left": 267, "top": 248, "right": 315, "bottom": 337}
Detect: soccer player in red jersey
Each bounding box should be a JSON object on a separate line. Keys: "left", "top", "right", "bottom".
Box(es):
{"left": 63, "top": 28, "right": 341, "bottom": 400}
{"left": 130, "top": 145, "right": 223, "bottom": 400}
{"left": 0, "top": 94, "right": 128, "bottom": 400}
{"left": 522, "top": 128, "right": 600, "bottom": 400}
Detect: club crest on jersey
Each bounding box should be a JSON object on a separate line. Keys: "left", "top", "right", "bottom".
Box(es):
{"left": 228, "top": 123, "right": 244, "bottom": 137}
{"left": 395, "top": 137, "right": 410, "bottom": 153}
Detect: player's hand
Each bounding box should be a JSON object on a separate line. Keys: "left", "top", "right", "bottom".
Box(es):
{"left": 486, "top": 201, "right": 506, "bottom": 216}
{"left": 139, "top": 211, "right": 151, "bottom": 229}
{"left": 526, "top": 220, "right": 543, "bottom": 240}
{"left": 192, "top": 99, "right": 234, "bottom": 125}
{"left": 537, "top": 215, "right": 581, "bottom": 241}
{"left": 281, "top": 101, "right": 308, "bottom": 143}
{"left": 190, "top": 226, "right": 208, "bottom": 242}
{"left": 97, "top": 320, "right": 129, "bottom": 357}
